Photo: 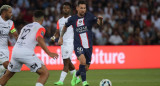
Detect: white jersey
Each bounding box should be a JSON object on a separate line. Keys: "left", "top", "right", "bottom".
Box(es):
{"left": 13, "top": 22, "right": 46, "bottom": 55}
{"left": 0, "top": 16, "right": 14, "bottom": 50}
{"left": 57, "top": 16, "right": 73, "bottom": 46}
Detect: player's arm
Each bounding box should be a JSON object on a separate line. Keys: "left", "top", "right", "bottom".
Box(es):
{"left": 58, "top": 25, "right": 67, "bottom": 45}
{"left": 51, "top": 29, "right": 60, "bottom": 41}
{"left": 97, "top": 16, "right": 103, "bottom": 26}
{"left": 51, "top": 20, "right": 60, "bottom": 41}
{"left": 12, "top": 31, "right": 18, "bottom": 40}
{"left": 10, "top": 23, "right": 18, "bottom": 40}
{"left": 58, "top": 17, "right": 72, "bottom": 45}
{"left": 36, "top": 28, "right": 58, "bottom": 58}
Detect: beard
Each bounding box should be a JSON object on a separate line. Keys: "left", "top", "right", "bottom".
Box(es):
{"left": 5, "top": 15, "right": 11, "bottom": 20}
{"left": 80, "top": 12, "right": 85, "bottom": 17}
{"left": 64, "top": 12, "right": 69, "bottom": 15}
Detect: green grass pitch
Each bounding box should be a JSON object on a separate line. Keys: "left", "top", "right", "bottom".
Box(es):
{"left": 6, "top": 69, "right": 160, "bottom": 86}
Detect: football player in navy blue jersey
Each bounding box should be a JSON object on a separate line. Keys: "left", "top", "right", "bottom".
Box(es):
{"left": 58, "top": 1, "right": 103, "bottom": 86}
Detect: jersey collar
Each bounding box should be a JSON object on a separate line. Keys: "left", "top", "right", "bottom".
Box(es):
{"left": 0, "top": 16, "right": 7, "bottom": 23}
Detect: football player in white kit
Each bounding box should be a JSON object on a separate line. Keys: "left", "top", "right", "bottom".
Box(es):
{"left": 0, "top": 5, "right": 18, "bottom": 77}
{"left": 0, "top": 10, "right": 58, "bottom": 86}
{"left": 51, "top": 2, "right": 81, "bottom": 85}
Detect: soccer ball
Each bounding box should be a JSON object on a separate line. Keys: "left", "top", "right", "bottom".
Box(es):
{"left": 100, "top": 79, "right": 112, "bottom": 86}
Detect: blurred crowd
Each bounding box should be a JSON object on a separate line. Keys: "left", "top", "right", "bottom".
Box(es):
{"left": 1, "top": 0, "right": 160, "bottom": 46}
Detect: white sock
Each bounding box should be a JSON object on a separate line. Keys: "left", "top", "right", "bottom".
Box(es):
{"left": 59, "top": 71, "right": 67, "bottom": 82}
{"left": 70, "top": 70, "right": 80, "bottom": 80}
{"left": 36, "top": 82, "right": 43, "bottom": 86}
{"left": 70, "top": 69, "right": 76, "bottom": 75}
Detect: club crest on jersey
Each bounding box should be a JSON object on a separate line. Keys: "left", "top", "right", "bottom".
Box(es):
{"left": 76, "top": 18, "right": 85, "bottom": 27}
{"left": 41, "top": 31, "right": 44, "bottom": 36}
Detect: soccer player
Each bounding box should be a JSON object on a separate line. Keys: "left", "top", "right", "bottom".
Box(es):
{"left": 0, "top": 10, "right": 58, "bottom": 86}
{"left": 58, "top": 1, "right": 103, "bottom": 86}
{"left": 51, "top": 2, "right": 81, "bottom": 85}
{"left": 0, "top": 5, "right": 18, "bottom": 77}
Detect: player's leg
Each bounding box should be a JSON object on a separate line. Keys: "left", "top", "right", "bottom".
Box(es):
{"left": 54, "top": 58, "right": 70, "bottom": 85}
{"left": 71, "top": 54, "right": 87, "bottom": 86}
{"left": 0, "top": 51, "right": 9, "bottom": 77}
{"left": 0, "top": 70, "right": 15, "bottom": 86}
{"left": 84, "top": 47, "right": 92, "bottom": 72}
{"left": 85, "top": 65, "right": 90, "bottom": 71}
{"left": 0, "top": 61, "right": 9, "bottom": 78}
{"left": 78, "top": 54, "right": 87, "bottom": 82}
{"left": 0, "top": 56, "right": 22, "bottom": 86}
{"left": 2, "top": 61, "right": 9, "bottom": 69}
{"left": 68, "top": 59, "right": 81, "bottom": 84}
{"left": 69, "top": 59, "right": 75, "bottom": 73}
{"left": 81, "top": 47, "right": 92, "bottom": 86}
{"left": 36, "top": 65, "right": 49, "bottom": 86}
{"left": 25, "top": 55, "right": 49, "bottom": 86}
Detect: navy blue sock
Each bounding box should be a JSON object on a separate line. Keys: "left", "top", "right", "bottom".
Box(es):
{"left": 79, "top": 64, "right": 86, "bottom": 82}
{"left": 76, "top": 70, "right": 80, "bottom": 76}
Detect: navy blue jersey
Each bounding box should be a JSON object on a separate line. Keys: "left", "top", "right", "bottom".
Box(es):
{"left": 65, "top": 12, "right": 97, "bottom": 48}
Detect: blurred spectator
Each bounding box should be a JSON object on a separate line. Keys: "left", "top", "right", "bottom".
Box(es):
{"left": 17, "top": 0, "right": 30, "bottom": 8}
{"left": 92, "top": 25, "right": 107, "bottom": 45}
{"left": 12, "top": 3, "right": 20, "bottom": 18}
{"left": 1, "top": 0, "right": 160, "bottom": 46}
{"left": 109, "top": 31, "right": 123, "bottom": 45}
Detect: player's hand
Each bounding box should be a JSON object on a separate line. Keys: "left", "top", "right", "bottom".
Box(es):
{"left": 50, "top": 36, "right": 56, "bottom": 41}
{"left": 48, "top": 52, "right": 58, "bottom": 59}
{"left": 58, "top": 37, "right": 63, "bottom": 45}
{"left": 98, "top": 16, "right": 103, "bottom": 20}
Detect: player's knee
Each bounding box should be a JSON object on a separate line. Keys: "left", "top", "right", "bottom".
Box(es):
{"left": 37, "top": 66, "right": 49, "bottom": 77}
{"left": 79, "top": 58, "right": 86, "bottom": 65}
{"left": 2, "top": 61, "right": 9, "bottom": 69}
{"left": 80, "top": 61, "right": 86, "bottom": 65}
{"left": 69, "top": 65, "right": 75, "bottom": 70}
{"left": 42, "top": 69, "right": 49, "bottom": 77}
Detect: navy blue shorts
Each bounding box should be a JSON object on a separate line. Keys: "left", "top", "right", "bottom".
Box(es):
{"left": 74, "top": 46, "right": 92, "bottom": 65}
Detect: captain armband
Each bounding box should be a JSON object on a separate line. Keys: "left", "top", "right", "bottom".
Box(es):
{"left": 10, "top": 28, "right": 16, "bottom": 33}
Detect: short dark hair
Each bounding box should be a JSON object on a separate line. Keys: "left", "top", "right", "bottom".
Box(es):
{"left": 62, "top": 2, "right": 71, "bottom": 8}
{"left": 78, "top": 0, "right": 86, "bottom": 6}
{"left": 33, "top": 10, "right": 44, "bottom": 19}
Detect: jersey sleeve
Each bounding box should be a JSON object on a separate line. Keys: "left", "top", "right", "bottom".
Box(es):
{"left": 88, "top": 12, "right": 98, "bottom": 24}
{"left": 10, "top": 22, "right": 16, "bottom": 33}
{"left": 91, "top": 14, "right": 98, "bottom": 24}
{"left": 57, "top": 20, "right": 60, "bottom": 29}
{"left": 36, "top": 28, "right": 46, "bottom": 40}
{"left": 65, "top": 17, "right": 73, "bottom": 27}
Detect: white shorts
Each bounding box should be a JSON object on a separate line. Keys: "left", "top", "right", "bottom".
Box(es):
{"left": 8, "top": 53, "right": 44, "bottom": 72}
{"left": 0, "top": 50, "right": 9, "bottom": 64}
{"left": 61, "top": 45, "right": 73, "bottom": 59}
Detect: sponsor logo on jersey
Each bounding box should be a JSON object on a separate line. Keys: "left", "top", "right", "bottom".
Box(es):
{"left": 0, "top": 30, "right": 8, "bottom": 37}
{"left": 76, "top": 26, "right": 88, "bottom": 33}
